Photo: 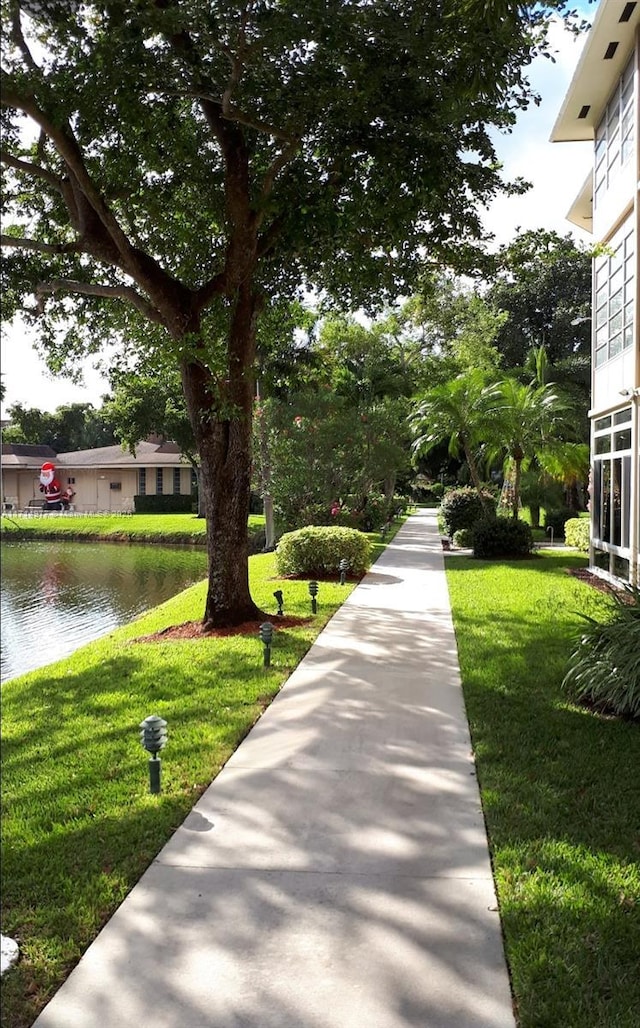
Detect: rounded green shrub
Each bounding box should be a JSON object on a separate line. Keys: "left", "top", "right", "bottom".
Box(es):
{"left": 472, "top": 516, "right": 533, "bottom": 558}
{"left": 564, "top": 517, "right": 590, "bottom": 552}
{"left": 275, "top": 525, "right": 371, "bottom": 577}
{"left": 440, "top": 487, "right": 495, "bottom": 536}
{"left": 452, "top": 528, "right": 474, "bottom": 548}
{"left": 544, "top": 507, "right": 574, "bottom": 537}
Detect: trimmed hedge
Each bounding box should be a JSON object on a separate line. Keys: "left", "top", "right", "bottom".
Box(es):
{"left": 453, "top": 528, "right": 474, "bottom": 549}
{"left": 544, "top": 507, "right": 575, "bottom": 537}
{"left": 440, "top": 487, "right": 496, "bottom": 536}
{"left": 564, "top": 518, "right": 590, "bottom": 552}
{"left": 134, "top": 494, "right": 193, "bottom": 513}
{"left": 472, "top": 516, "right": 533, "bottom": 559}
{"left": 275, "top": 525, "right": 371, "bottom": 577}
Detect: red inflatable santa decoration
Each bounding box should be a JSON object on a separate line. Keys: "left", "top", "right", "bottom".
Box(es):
{"left": 39, "top": 461, "right": 71, "bottom": 511}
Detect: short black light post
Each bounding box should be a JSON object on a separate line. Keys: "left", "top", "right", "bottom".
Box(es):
{"left": 308, "top": 580, "right": 319, "bottom": 613}
{"left": 259, "top": 621, "right": 274, "bottom": 666}
{"left": 339, "top": 558, "right": 349, "bottom": 586}
{"left": 139, "top": 715, "right": 168, "bottom": 794}
{"left": 273, "top": 589, "right": 284, "bottom": 616}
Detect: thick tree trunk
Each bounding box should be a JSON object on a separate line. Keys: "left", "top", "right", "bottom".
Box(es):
{"left": 180, "top": 290, "right": 264, "bottom": 627}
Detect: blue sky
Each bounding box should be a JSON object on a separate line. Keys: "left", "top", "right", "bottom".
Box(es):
{"left": 1, "top": 7, "right": 595, "bottom": 416}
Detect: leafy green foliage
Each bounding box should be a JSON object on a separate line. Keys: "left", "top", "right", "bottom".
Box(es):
{"left": 563, "top": 586, "right": 640, "bottom": 718}
{"left": 133, "top": 494, "right": 193, "bottom": 514}
{"left": 2, "top": 401, "right": 116, "bottom": 452}
{"left": 544, "top": 507, "right": 575, "bottom": 536}
{"left": 275, "top": 526, "right": 371, "bottom": 577}
{"left": 452, "top": 528, "right": 474, "bottom": 548}
{"left": 564, "top": 517, "right": 589, "bottom": 552}
{"left": 472, "top": 516, "right": 533, "bottom": 558}
{"left": 440, "top": 486, "right": 495, "bottom": 536}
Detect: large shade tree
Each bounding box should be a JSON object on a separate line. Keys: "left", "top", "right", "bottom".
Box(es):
{"left": 1, "top": 0, "right": 580, "bottom": 626}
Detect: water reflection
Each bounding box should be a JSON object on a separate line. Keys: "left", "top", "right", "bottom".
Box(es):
{"left": 1, "top": 540, "right": 208, "bottom": 683}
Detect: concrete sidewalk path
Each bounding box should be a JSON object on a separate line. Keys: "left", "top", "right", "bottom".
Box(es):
{"left": 34, "top": 510, "right": 515, "bottom": 1028}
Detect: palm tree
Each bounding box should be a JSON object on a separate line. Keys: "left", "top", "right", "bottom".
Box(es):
{"left": 482, "top": 378, "right": 579, "bottom": 519}
{"left": 410, "top": 370, "right": 491, "bottom": 504}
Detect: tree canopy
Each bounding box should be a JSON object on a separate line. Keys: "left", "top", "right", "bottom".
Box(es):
{"left": 1, "top": 0, "right": 582, "bottom": 625}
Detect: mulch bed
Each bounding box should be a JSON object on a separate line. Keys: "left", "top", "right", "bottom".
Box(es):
{"left": 136, "top": 614, "right": 309, "bottom": 643}
{"left": 565, "top": 568, "right": 623, "bottom": 596}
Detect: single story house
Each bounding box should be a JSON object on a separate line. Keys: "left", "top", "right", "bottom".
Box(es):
{"left": 1, "top": 438, "right": 194, "bottom": 513}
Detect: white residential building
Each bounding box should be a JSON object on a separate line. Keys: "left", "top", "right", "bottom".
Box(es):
{"left": 552, "top": 0, "right": 640, "bottom": 586}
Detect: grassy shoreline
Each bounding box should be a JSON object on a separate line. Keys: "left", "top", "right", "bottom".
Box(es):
{"left": 0, "top": 512, "right": 265, "bottom": 546}
{"left": 446, "top": 552, "right": 640, "bottom": 1028}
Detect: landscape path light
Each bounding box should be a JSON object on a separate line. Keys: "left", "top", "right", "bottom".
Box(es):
{"left": 259, "top": 621, "right": 274, "bottom": 666}
{"left": 339, "top": 558, "right": 349, "bottom": 586}
{"left": 139, "top": 715, "right": 168, "bottom": 794}
{"left": 308, "top": 580, "right": 319, "bottom": 613}
{"left": 273, "top": 589, "right": 284, "bottom": 616}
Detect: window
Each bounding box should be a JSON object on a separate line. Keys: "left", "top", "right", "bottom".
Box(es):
{"left": 110, "top": 482, "right": 122, "bottom": 491}
{"left": 173, "top": 468, "right": 181, "bottom": 494}
{"left": 67, "top": 476, "right": 76, "bottom": 485}
{"left": 592, "top": 407, "right": 634, "bottom": 580}
{"left": 594, "top": 217, "right": 635, "bottom": 367}
{"left": 156, "top": 468, "right": 164, "bottom": 494}
{"left": 138, "top": 468, "right": 146, "bottom": 495}
{"left": 594, "top": 55, "right": 634, "bottom": 208}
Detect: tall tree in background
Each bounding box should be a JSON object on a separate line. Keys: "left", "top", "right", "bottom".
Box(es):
{"left": 487, "top": 229, "right": 593, "bottom": 369}
{"left": 2, "top": 401, "right": 116, "bottom": 451}
{"left": 1, "top": 0, "right": 581, "bottom": 626}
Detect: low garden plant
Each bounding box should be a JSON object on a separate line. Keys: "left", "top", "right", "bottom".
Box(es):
{"left": 439, "top": 486, "right": 495, "bottom": 536}
{"left": 564, "top": 517, "right": 590, "bottom": 552}
{"left": 472, "top": 515, "right": 533, "bottom": 558}
{"left": 275, "top": 524, "right": 371, "bottom": 577}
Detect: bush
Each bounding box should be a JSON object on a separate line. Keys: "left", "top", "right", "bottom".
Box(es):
{"left": 563, "top": 585, "right": 640, "bottom": 718}
{"left": 133, "top": 494, "right": 193, "bottom": 513}
{"left": 275, "top": 525, "right": 371, "bottom": 577}
{"left": 564, "top": 518, "right": 590, "bottom": 552}
{"left": 453, "top": 528, "right": 474, "bottom": 548}
{"left": 440, "top": 487, "right": 495, "bottom": 536}
{"left": 544, "top": 507, "right": 574, "bottom": 537}
{"left": 472, "top": 516, "right": 534, "bottom": 558}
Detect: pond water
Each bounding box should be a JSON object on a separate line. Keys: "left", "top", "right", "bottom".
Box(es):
{"left": 1, "top": 539, "right": 208, "bottom": 683}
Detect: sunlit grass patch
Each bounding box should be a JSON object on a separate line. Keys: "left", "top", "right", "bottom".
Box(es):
{"left": 446, "top": 553, "right": 640, "bottom": 1028}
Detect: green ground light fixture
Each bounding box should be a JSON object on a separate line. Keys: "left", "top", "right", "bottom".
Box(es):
{"left": 259, "top": 621, "right": 274, "bottom": 666}
{"left": 273, "top": 589, "right": 284, "bottom": 616}
{"left": 339, "top": 558, "right": 349, "bottom": 585}
{"left": 308, "top": 580, "right": 319, "bottom": 613}
{"left": 139, "top": 715, "right": 168, "bottom": 794}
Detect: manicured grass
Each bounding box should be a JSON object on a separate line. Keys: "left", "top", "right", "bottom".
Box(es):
{"left": 0, "top": 524, "right": 399, "bottom": 1028}
{"left": 0, "top": 512, "right": 265, "bottom": 544}
{"left": 446, "top": 552, "right": 640, "bottom": 1028}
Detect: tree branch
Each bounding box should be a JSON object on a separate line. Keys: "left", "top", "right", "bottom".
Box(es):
{"left": 9, "top": 5, "right": 39, "bottom": 74}
{"left": 1, "top": 233, "right": 79, "bottom": 255}
{"left": 35, "top": 279, "right": 167, "bottom": 326}
{"left": 1, "top": 151, "right": 64, "bottom": 191}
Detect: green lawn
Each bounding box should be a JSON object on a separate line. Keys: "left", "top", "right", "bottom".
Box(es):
{"left": 0, "top": 512, "right": 264, "bottom": 544}
{"left": 446, "top": 552, "right": 640, "bottom": 1028}
{"left": 0, "top": 528, "right": 395, "bottom": 1028}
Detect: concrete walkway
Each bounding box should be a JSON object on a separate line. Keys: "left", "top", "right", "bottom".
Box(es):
{"left": 34, "top": 510, "right": 515, "bottom": 1028}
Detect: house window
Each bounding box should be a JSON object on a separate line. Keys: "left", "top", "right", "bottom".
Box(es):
{"left": 67, "top": 476, "right": 76, "bottom": 485}
{"left": 173, "top": 468, "right": 181, "bottom": 494}
{"left": 594, "top": 216, "right": 634, "bottom": 368}
{"left": 139, "top": 468, "right": 146, "bottom": 495}
{"left": 110, "top": 482, "right": 122, "bottom": 491}
{"left": 594, "top": 55, "right": 634, "bottom": 209}
{"left": 156, "top": 468, "right": 164, "bottom": 494}
{"left": 592, "top": 408, "right": 634, "bottom": 580}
